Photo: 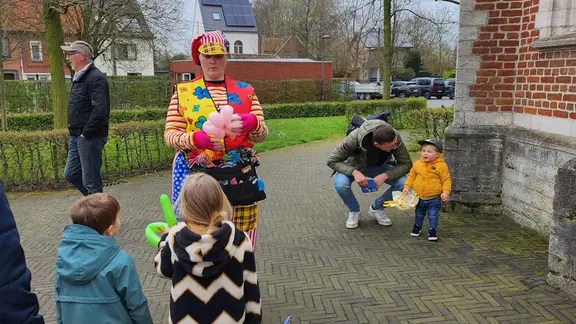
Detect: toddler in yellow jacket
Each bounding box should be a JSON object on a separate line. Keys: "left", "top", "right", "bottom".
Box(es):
{"left": 403, "top": 139, "right": 452, "bottom": 241}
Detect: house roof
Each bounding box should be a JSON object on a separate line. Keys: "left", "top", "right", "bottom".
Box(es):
{"left": 0, "top": 0, "right": 153, "bottom": 39}
{"left": 363, "top": 30, "right": 413, "bottom": 49}
{"left": 199, "top": 0, "right": 258, "bottom": 33}
{"left": 230, "top": 53, "right": 279, "bottom": 59}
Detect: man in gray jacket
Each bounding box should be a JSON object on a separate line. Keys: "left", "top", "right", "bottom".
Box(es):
{"left": 327, "top": 120, "right": 412, "bottom": 229}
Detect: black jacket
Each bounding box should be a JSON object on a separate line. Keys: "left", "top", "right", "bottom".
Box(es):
{"left": 67, "top": 64, "right": 110, "bottom": 138}
{"left": 0, "top": 183, "right": 45, "bottom": 324}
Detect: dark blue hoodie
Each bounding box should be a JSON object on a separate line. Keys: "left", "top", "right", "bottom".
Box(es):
{"left": 0, "top": 183, "right": 45, "bottom": 324}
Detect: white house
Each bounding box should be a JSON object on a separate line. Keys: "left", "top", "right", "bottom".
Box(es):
{"left": 191, "top": 0, "right": 259, "bottom": 55}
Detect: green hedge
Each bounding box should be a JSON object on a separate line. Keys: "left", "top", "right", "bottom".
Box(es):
{"left": 2, "top": 108, "right": 168, "bottom": 131}
{"left": 0, "top": 120, "right": 173, "bottom": 191}
{"left": 1, "top": 98, "right": 428, "bottom": 132}
{"left": 4, "top": 78, "right": 352, "bottom": 114}
{"left": 4, "top": 78, "right": 173, "bottom": 113}
{"left": 345, "top": 97, "right": 427, "bottom": 129}
{"left": 407, "top": 107, "right": 455, "bottom": 151}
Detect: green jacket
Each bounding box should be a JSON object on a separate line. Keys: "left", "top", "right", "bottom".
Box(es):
{"left": 327, "top": 120, "right": 413, "bottom": 180}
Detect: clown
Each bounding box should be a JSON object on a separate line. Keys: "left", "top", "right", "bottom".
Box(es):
{"left": 164, "top": 30, "right": 269, "bottom": 249}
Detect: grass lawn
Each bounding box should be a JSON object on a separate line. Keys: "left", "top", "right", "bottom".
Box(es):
{"left": 255, "top": 116, "right": 346, "bottom": 152}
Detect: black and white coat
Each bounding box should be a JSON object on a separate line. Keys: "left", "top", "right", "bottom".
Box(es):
{"left": 154, "top": 220, "right": 261, "bottom": 324}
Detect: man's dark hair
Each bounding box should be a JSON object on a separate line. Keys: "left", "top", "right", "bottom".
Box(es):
{"left": 373, "top": 124, "right": 397, "bottom": 144}
{"left": 71, "top": 193, "right": 120, "bottom": 234}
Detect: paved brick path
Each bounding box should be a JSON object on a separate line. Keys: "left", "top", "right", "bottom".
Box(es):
{"left": 10, "top": 140, "right": 576, "bottom": 323}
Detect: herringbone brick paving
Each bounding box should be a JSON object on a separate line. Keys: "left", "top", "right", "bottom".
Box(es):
{"left": 9, "top": 140, "right": 576, "bottom": 323}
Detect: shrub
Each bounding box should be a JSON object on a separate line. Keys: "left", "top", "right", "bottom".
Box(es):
{"left": 0, "top": 108, "right": 168, "bottom": 131}
{"left": 263, "top": 102, "right": 347, "bottom": 119}
{"left": 407, "top": 107, "right": 454, "bottom": 151}
{"left": 344, "top": 97, "right": 427, "bottom": 129}
{"left": 0, "top": 120, "right": 173, "bottom": 191}
{"left": 3, "top": 78, "right": 350, "bottom": 113}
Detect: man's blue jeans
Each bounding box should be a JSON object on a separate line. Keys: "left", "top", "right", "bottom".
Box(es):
{"left": 334, "top": 164, "right": 407, "bottom": 212}
{"left": 64, "top": 136, "right": 107, "bottom": 196}
{"left": 414, "top": 196, "right": 442, "bottom": 229}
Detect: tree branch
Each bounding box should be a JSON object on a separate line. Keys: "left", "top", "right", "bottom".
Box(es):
{"left": 436, "top": 0, "right": 460, "bottom": 5}
{"left": 391, "top": 8, "right": 457, "bottom": 26}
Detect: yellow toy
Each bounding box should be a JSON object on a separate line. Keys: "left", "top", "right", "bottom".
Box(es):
{"left": 383, "top": 190, "right": 419, "bottom": 210}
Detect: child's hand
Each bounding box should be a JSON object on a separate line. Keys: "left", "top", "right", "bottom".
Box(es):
{"left": 441, "top": 193, "right": 449, "bottom": 202}
{"left": 402, "top": 188, "right": 410, "bottom": 196}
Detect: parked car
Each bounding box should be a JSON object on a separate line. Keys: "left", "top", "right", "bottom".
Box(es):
{"left": 391, "top": 81, "right": 421, "bottom": 98}
{"left": 410, "top": 77, "right": 446, "bottom": 99}
{"left": 445, "top": 78, "right": 455, "bottom": 99}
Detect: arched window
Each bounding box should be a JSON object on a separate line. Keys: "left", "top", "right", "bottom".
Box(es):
{"left": 234, "top": 40, "right": 243, "bottom": 54}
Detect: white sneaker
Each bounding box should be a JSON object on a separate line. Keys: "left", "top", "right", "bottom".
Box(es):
{"left": 346, "top": 211, "right": 360, "bottom": 229}
{"left": 369, "top": 205, "right": 392, "bottom": 226}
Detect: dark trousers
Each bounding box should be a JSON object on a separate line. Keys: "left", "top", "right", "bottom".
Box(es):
{"left": 64, "top": 136, "right": 107, "bottom": 196}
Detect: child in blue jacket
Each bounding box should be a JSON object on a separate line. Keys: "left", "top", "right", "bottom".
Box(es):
{"left": 0, "top": 182, "right": 45, "bottom": 324}
{"left": 55, "top": 193, "right": 153, "bottom": 324}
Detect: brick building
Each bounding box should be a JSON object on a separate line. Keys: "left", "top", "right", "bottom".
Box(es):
{"left": 446, "top": 0, "right": 576, "bottom": 297}
{"left": 170, "top": 58, "right": 333, "bottom": 83}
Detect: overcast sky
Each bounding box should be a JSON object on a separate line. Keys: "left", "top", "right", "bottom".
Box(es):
{"left": 168, "top": 0, "right": 460, "bottom": 55}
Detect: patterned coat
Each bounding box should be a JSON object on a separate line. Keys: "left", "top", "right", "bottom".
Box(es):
{"left": 154, "top": 221, "right": 261, "bottom": 323}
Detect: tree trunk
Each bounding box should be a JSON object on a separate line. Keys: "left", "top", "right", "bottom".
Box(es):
{"left": 382, "top": 0, "right": 392, "bottom": 100}
{"left": 0, "top": 36, "right": 7, "bottom": 131}
{"left": 43, "top": 1, "right": 68, "bottom": 129}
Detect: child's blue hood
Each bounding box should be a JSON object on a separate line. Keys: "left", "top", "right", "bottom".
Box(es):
{"left": 56, "top": 224, "right": 121, "bottom": 284}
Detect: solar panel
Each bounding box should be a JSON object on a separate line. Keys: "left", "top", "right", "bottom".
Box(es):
{"left": 222, "top": 5, "right": 233, "bottom": 15}
{"left": 232, "top": 5, "right": 243, "bottom": 15}
{"left": 234, "top": 15, "right": 246, "bottom": 25}
{"left": 244, "top": 16, "right": 255, "bottom": 26}
{"left": 225, "top": 15, "right": 236, "bottom": 25}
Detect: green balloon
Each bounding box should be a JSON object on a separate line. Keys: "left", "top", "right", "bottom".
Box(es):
{"left": 160, "top": 194, "right": 178, "bottom": 227}
{"left": 145, "top": 222, "right": 168, "bottom": 247}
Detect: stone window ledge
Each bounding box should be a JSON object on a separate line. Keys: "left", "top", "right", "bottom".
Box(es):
{"left": 533, "top": 33, "right": 576, "bottom": 50}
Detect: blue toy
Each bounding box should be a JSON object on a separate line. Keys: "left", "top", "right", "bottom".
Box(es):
{"left": 361, "top": 178, "right": 378, "bottom": 193}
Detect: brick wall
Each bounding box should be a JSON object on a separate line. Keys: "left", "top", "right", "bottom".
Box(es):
{"left": 471, "top": 0, "right": 576, "bottom": 121}
{"left": 446, "top": 0, "right": 576, "bottom": 235}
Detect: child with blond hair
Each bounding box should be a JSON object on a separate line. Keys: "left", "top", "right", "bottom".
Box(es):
{"left": 55, "top": 193, "right": 153, "bottom": 324}
{"left": 154, "top": 173, "right": 261, "bottom": 323}
{"left": 403, "top": 139, "right": 452, "bottom": 241}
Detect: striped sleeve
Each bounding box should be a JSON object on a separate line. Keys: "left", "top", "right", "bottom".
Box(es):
{"left": 164, "top": 90, "right": 197, "bottom": 151}
{"left": 247, "top": 91, "right": 268, "bottom": 143}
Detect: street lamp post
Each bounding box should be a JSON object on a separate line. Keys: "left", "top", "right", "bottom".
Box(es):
{"left": 320, "top": 34, "right": 330, "bottom": 101}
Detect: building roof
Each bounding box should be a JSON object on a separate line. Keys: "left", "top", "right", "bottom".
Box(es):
{"left": 363, "top": 29, "right": 413, "bottom": 49}
{"left": 199, "top": 0, "right": 258, "bottom": 33}
{"left": 230, "top": 53, "right": 279, "bottom": 59}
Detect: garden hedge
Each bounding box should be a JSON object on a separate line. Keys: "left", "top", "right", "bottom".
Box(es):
{"left": 3, "top": 77, "right": 351, "bottom": 114}
{"left": 2, "top": 99, "right": 423, "bottom": 132}
{"left": 0, "top": 100, "right": 452, "bottom": 191}
{"left": 345, "top": 97, "right": 427, "bottom": 129}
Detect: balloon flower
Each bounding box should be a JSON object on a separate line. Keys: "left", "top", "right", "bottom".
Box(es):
{"left": 202, "top": 105, "right": 243, "bottom": 138}
{"left": 144, "top": 194, "right": 179, "bottom": 247}
{"left": 383, "top": 190, "right": 419, "bottom": 210}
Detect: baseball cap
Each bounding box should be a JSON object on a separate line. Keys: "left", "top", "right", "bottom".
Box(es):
{"left": 417, "top": 139, "right": 443, "bottom": 153}
{"left": 191, "top": 30, "right": 229, "bottom": 65}
{"left": 60, "top": 41, "right": 94, "bottom": 59}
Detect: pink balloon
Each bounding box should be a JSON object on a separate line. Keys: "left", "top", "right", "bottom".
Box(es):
{"left": 214, "top": 129, "right": 226, "bottom": 138}
{"left": 225, "top": 120, "right": 243, "bottom": 136}
{"left": 202, "top": 121, "right": 218, "bottom": 135}
{"left": 220, "top": 105, "right": 234, "bottom": 124}
{"left": 209, "top": 112, "right": 224, "bottom": 128}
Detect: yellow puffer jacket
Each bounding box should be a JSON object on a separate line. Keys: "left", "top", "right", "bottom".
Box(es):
{"left": 404, "top": 156, "right": 452, "bottom": 200}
